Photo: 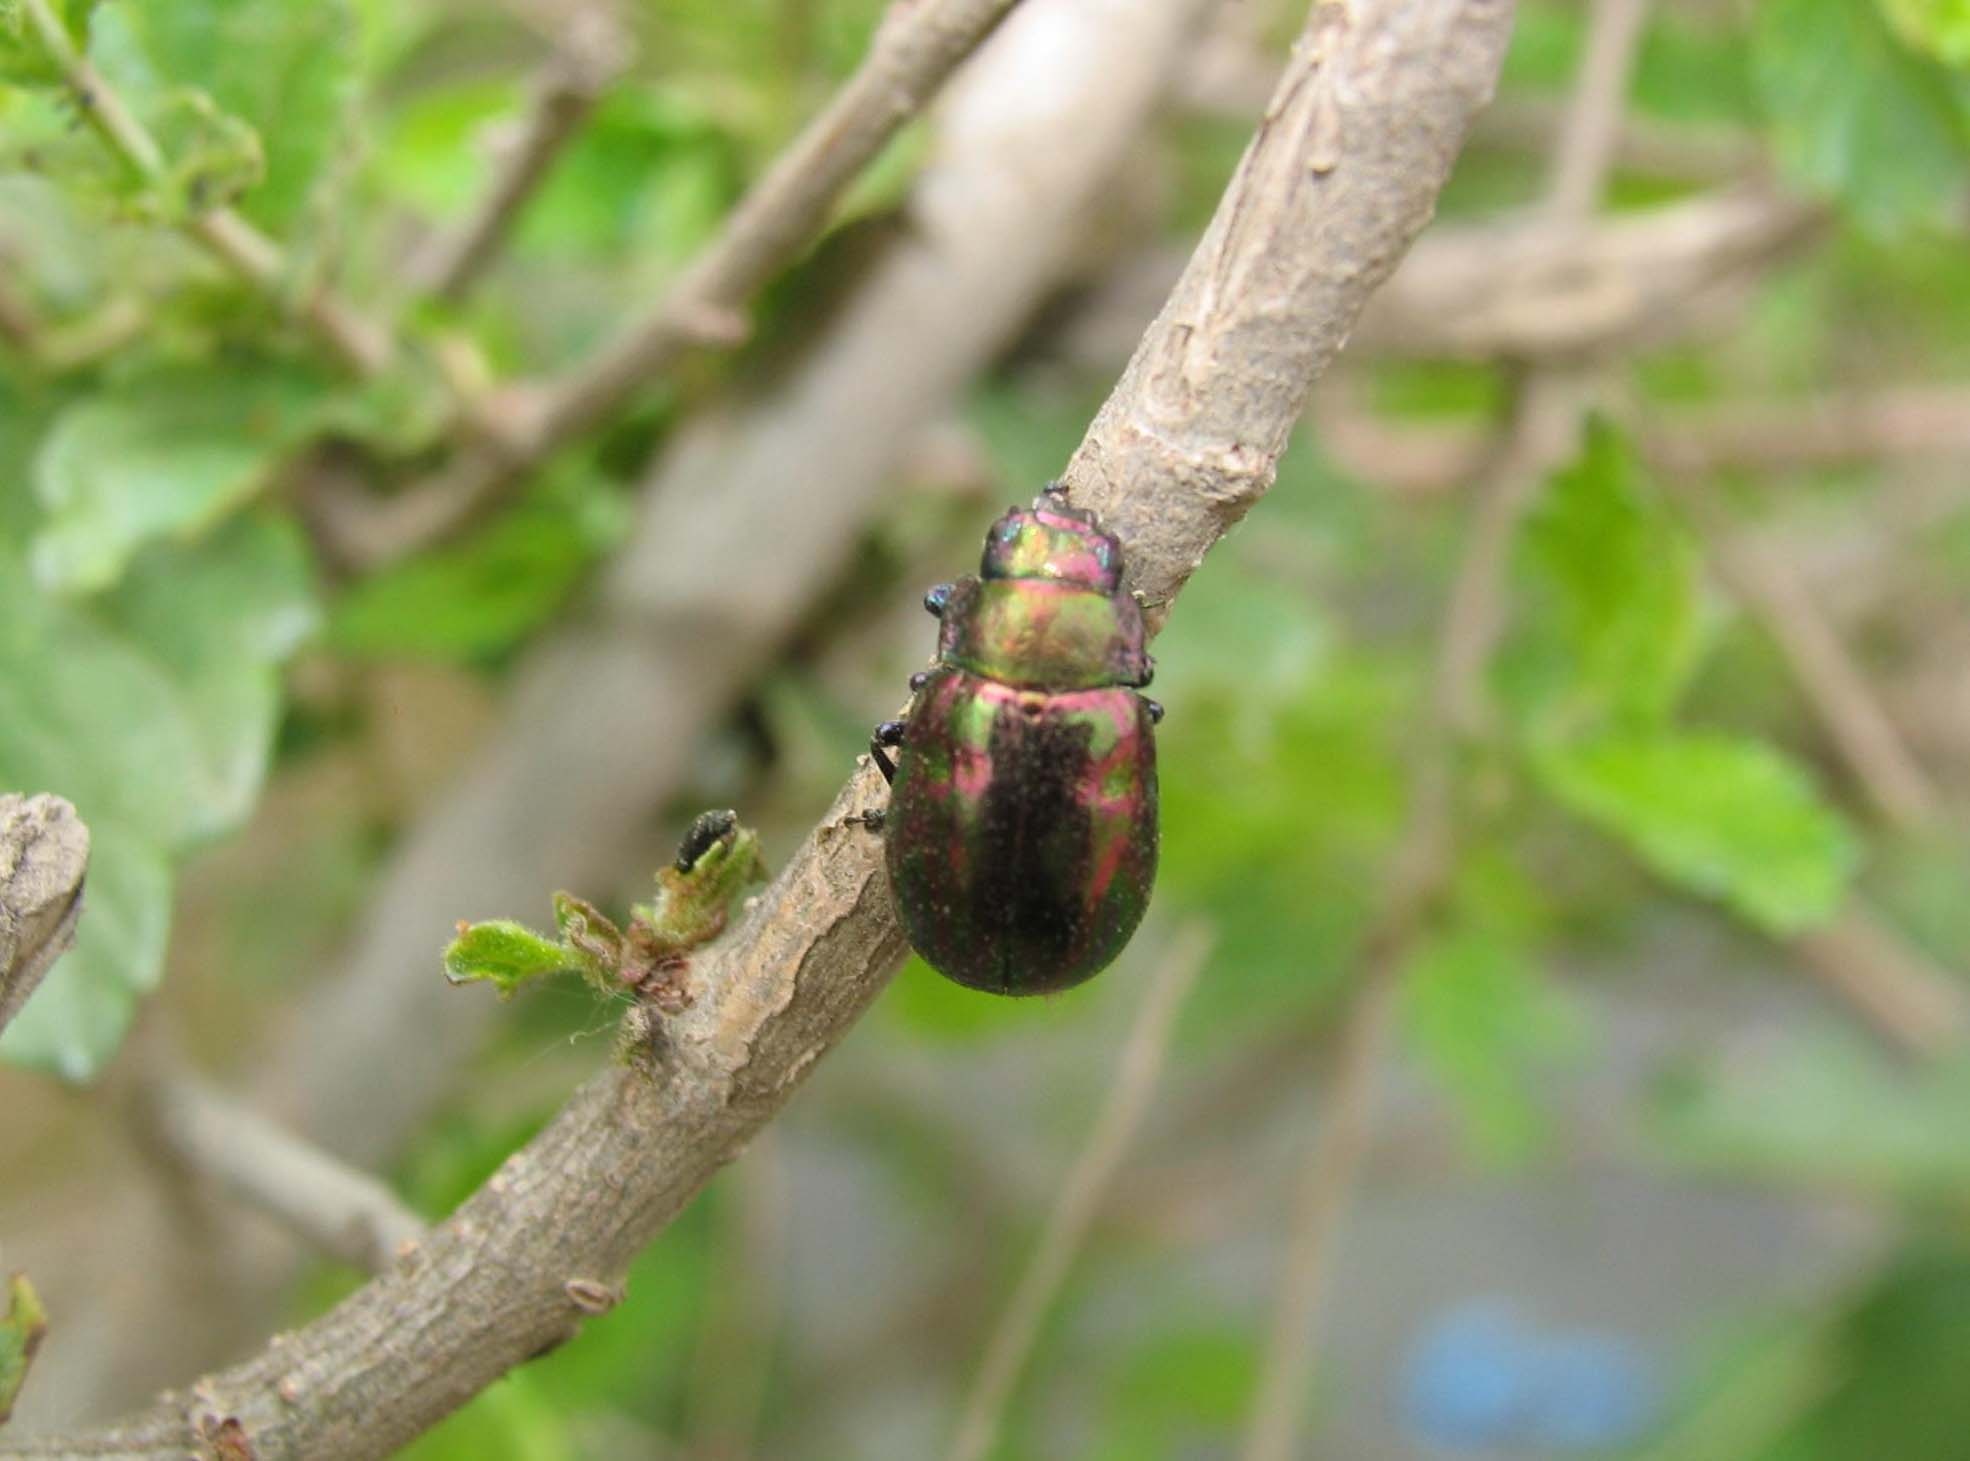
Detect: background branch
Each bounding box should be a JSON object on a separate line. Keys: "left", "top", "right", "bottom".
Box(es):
{"left": 1349, "top": 185, "right": 1820, "bottom": 361}
{"left": 1790, "top": 906, "right": 1970, "bottom": 1059}
{"left": 137, "top": 1072, "right": 425, "bottom": 1277}
{"left": 0, "top": 0, "right": 1513, "bottom": 1453}
{"left": 336, "top": 0, "right": 1034, "bottom": 566}
{"left": 1670, "top": 476, "right": 1941, "bottom": 832}
{"left": 406, "top": 8, "right": 630, "bottom": 302}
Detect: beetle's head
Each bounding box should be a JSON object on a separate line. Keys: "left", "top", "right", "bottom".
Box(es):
{"left": 979, "top": 484, "right": 1122, "bottom": 592}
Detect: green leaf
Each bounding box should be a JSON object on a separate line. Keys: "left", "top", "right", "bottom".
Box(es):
{"left": 103, "top": 512, "right": 318, "bottom": 829}
{"left": 0, "top": 517, "right": 316, "bottom": 848}
{"left": 1511, "top": 420, "right": 1704, "bottom": 731}
{"left": 0, "top": 825, "right": 170, "bottom": 1080}
{"left": 0, "top": 1271, "right": 47, "bottom": 1425}
{"left": 326, "top": 495, "right": 606, "bottom": 663}
{"left": 1755, "top": 0, "right": 1970, "bottom": 236}
{"left": 0, "top": 0, "right": 96, "bottom": 86}
{"left": 0, "top": 0, "right": 53, "bottom": 86}
{"left": 1784, "top": 1250, "right": 1970, "bottom": 1459}
{"left": 371, "top": 77, "right": 521, "bottom": 219}
{"left": 0, "top": 517, "right": 314, "bottom": 1078}
{"left": 1882, "top": 0, "right": 1970, "bottom": 67}
{"left": 1404, "top": 923, "right": 1580, "bottom": 1163}
{"left": 1536, "top": 732, "right": 1859, "bottom": 935}
{"left": 32, "top": 366, "right": 326, "bottom": 593}
{"left": 442, "top": 921, "right": 579, "bottom": 997}
{"left": 87, "top": 0, "right": 357, "bottom": 230}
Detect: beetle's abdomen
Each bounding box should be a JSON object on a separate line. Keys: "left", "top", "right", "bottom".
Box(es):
{"left": 886, "top": 669, "right": 1158, "bottom": 994}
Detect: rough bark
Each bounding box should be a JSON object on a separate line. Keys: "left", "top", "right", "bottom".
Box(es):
{"left": 0, "top": 796, "right": 89, "bottom": 1045}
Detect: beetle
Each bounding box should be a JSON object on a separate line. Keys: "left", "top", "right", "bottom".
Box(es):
{"left": 861, "top": 483, "right": 1160, "bottom": 994}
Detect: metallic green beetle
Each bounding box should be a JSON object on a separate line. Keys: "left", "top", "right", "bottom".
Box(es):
{"left": 866, "top": 485, "right": 1160, "bottom": 994}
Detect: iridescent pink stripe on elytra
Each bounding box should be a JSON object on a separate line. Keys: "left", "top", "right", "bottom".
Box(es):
{"left": 1065, "top": 688, "right": 1149, "bottom": 904}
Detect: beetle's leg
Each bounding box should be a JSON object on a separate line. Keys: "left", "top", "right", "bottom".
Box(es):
{"left": 868, "top": 719, "right": 906, "bottom": 785}
{"left": 1129, "top": 653, "right": 1156, "bottom": 690}
{"left": 924, "top": 583, "right": 954, "bottom": 617}
{"left": 846, "top": 720, "right": 906, "bottom": 833}
{"left": 1143, "top": 697, "right": 1164, "bottom": 725}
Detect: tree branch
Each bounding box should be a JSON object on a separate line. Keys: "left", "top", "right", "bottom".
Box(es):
{"left": 0, "top": 1, "right": 1512, "bottom": 1454}
{"left": 945, "top": 924, "right": 1212, "bottom": 1461}
{"left": 1790, "top": 905, "right": 1970, "bottom": 1058}
{"left": 406, "top": 9, "right": 631, "bottom": 302}
{"left": 1541, "top": 0, "right": 1653, "bottom": 222}
{"left": 138, "top": 1073, "right": 425, "bottom": 1277}
{"left": 1319, "top": 382, "right": 1970, "bottom": 494}
{"left": 1670, "top": 477, "right": 1941, "bottom": 831}
{"left": 110, "top": 0, "right": 1207, "bottom": 1417}
{"left": 332, "top": 0, "right": 1033, "bottom": 567}
{"left": 0, "top": 795, "right": 89, "bottom": 1045}
{"left": 271, "top": 0, "right": 1224, "bottom": 1177}
{"left": 1349, "top": 184, "right": 1820, "bottom": 361}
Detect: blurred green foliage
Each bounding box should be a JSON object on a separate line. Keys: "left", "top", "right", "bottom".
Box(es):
{"left": 3, "top": 0, "right": 1970, "bottom": 1456}
{"left": 1758, "top": 0, "right": 1970, "bottom": 236}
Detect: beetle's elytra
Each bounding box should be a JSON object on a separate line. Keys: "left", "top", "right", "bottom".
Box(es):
{"left": 866, "top": 484, "right": 1160, "bottom": 995}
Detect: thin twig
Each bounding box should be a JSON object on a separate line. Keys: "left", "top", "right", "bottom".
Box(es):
{"left": 1316, "top": 381, "right": 1970, "bottom": 494}
{"left": 17, "top": 0, "right": 394, "bottom": 378}
{"left": 0, "top": 4, "right": 1512, "bottom": 1454}
{"left": 408, "top": 9, "right": 630, "bottom": 302}
{"left": 1351, "top": 184, "right": 1819, "bottom": 362}
{"left": 341, "top": 0, "right": 1033, "bottom": 566}
{"left": 0, "top": 795, "right": 89, "bottom": 1044}
{"left": 945, "top": 924, "right": 1213, "bottom": 1461}
{"left": 1660, "top": 468, "right": 1941, "bottom": 831}
{"left": 1543, "top": 0, "right": 1653, "bottom": 221}
{"left": 1789, "top": 904, "right": 1970, "bottom": 1059}
{"left": 141, "top": 1073, "right": 426, "bottom": 1276}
